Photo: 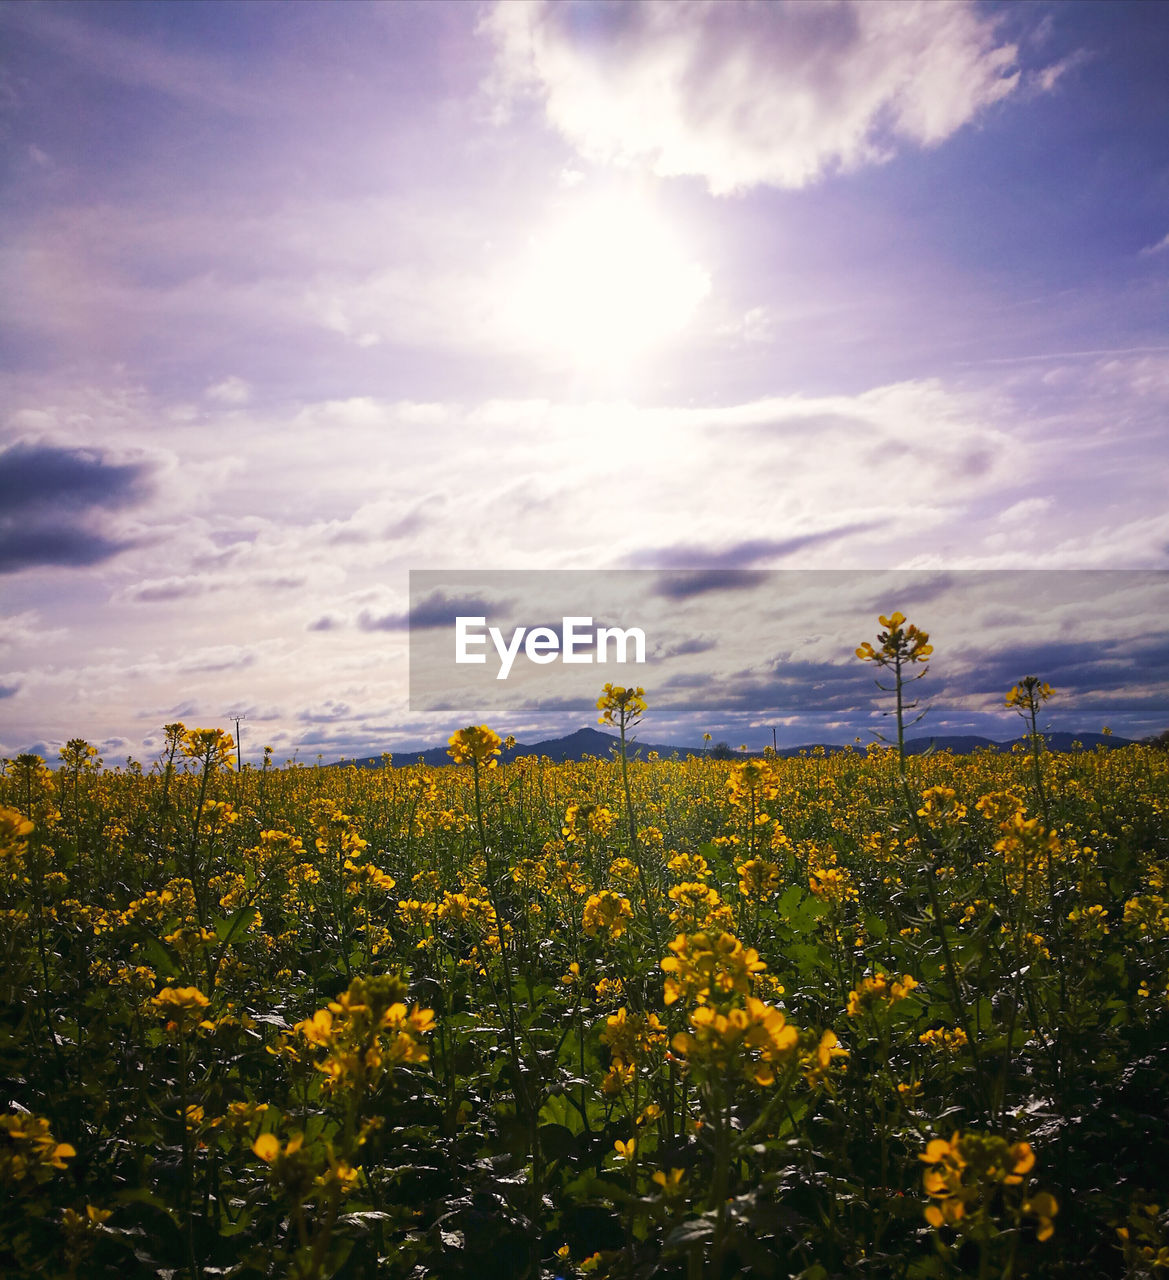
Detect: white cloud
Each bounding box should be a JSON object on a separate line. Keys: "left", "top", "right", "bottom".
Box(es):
{"left": 485, "top": 0, "right": 1026, "bottom": 193}
{"left": 0, "top": 611, "right": 63, "bottom": 650}
{"left": 1031, "top": 51, "right": 1088, "bottom": 94}
{"left": 997, "top": 496, "right": 1053, "bottom": 525}
{"left": 205, "top": 376, "right": 252, "bottom": 406}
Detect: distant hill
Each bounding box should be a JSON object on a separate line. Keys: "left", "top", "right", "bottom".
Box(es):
{"left": 333, "top": 726, "right": 1136, "bottom": 768}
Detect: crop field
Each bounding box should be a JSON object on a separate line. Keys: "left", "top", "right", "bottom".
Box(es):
{"left": 2, "top": 619, "right": 1168, "bottom": 1280}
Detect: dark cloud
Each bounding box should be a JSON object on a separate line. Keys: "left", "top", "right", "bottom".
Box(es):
{"left": 357, "top": 606, "right": 409, "bottom": 632}
{"left": 307, "top": 614, "right": 341, "bottom": 631}
{"left": 412, "top": 591, "right": 507, "bottom": 629}
{"left": 857, "top": 572, "right": 956, "bottom": 616}
{"left": 635, "top": 626, "right": 1169, "bottom": 743}
{"left": 0, "top": 525, "right": 134, "bottom": 573}
{"left": 665, "top": 659, "right": 877, "bottom": 720}
{"left": 0, "top": 441, "right": 153, "bottom": 513}
{"left": 0, "top": 682, "right": 20, "bottom": 698}
{"left": 297, "top": 702, "right": 353, "bottom": 724}
{"left": 364, "top": 590, "right": 509, "bottom": 632}
{"left": 650, "top": 569, "right": 769, "bottom": 601}
{"left": 179, "top": 650, "right": 256, "bottom": 674}
{"left": 129, "top": 578, "right": 208, "bottom": 602}
{"left": 509, "top": 694, "right": 598, "bottom": 716}
{"left": 655, "top": 636, "right": 717, "bottom": 659}
{"left": 964, "top": 635, "right": 1169, "bottom": 698}
{"left": 0, "top": 441, "right": 157, "bottom": 573}
{"left": 630, "top": 524, "right": 879, "bottom": 573}
{"left": 656, "top": 671, "right": 709, "bottom": 690}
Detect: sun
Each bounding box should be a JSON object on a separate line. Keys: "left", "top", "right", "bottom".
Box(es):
{"left": 502, "top": 190, "right": 711, "bottom": 370}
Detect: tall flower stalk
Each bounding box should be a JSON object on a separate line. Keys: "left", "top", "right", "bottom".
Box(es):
{"left": 446, "top": 726, "right": 537, "bottom": 1197}
{"left": 1007, "top": 676, "right": 1055, "bottom": 824}
{"left": 859, "top": 613, "right": 987, "bottom": 1113}
{"left": 856, "top": 611, "right": 933, "bottom": 784}
{"left": 597, "top": 684, "right": 661, "bottom": 956}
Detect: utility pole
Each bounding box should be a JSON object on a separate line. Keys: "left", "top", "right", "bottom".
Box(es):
{"left": 227, "top": 712, "right": 246, "bottom": 771}
{"left": 772, "top": 726, "right": 777, "bottom": 753}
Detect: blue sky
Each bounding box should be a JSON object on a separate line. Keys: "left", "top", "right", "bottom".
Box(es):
{"left": 1, "top": 0, "right": 1168, "bottom": 762}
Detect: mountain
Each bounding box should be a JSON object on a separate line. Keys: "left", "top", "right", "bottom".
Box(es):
{"left": 341, "top": 726, "right": 694, "bottom": 768}
{"left": 334, "top": 726, "right": 1136, "bottom": 768}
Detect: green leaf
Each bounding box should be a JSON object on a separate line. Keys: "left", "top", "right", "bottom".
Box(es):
{"left": 214, "top": 905, "right": 259, "bottom": 945}
{"left": 538, "top": 1122, "right": 581, "bottom": 1161}
{"left": 664, "top": 1216, "right": 716, "bottom": 1250}
{"left": 133, "top": 929, "right": 181, "bottom": 978}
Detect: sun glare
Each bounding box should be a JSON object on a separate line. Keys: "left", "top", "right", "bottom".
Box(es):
{"left": 503, "top": 192, "right": 711, "bottom": 370}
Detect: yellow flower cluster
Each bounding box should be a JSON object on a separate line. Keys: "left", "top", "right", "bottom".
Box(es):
{"left": 582, "top": 890, "right": 633, "bottom": 938}
{"left": 1006, "top": 677, "right": 1055, "bottom": 710}
{"left": 345, "top": 859, "right": 396, "bottom": 892}
{"left": 974, "top": 790, "right": 1025, "bottom": 824}
{"left": 446, "top": 725, "right": 502, "bottom": 768}
{"left": 1117, "top": 1200, "right": 1169, "bottom": 1273}
{"left": 312, "top": 803, "right": 369, "bottom": 860}
{"left": 737, "top": 857, "right": 782, "bottom": 902}
{"left": 436, "top": 891, "right": 497, "bottom": 936}
{"left": 0, "top": 805, "right": 33, "bottom": 864}
{"left": 667, "top": 850, "right": 711, "bottom": 881}
{"left": 802, "top": 1029, "right": 849, "bottom": 1087}
{"left": 397, "top": 898, "right": 437, "bottom": 928}
{"left": 150, "top": 985, "right": 214, "bottom": 1035}
{"left": 594, "top": 977, "right": 624, "bottom": 1003}
{"left": 919, "top": 1026, "right": 969, "bottom": 1053}
{"left": 512, "top": 857, "right": 548, "bottom": 890}
{"left": 600, "top": 1006, "right": 667, "bottom": 1074}
{"left": 607, "top": 856, "right": 639, "bottom": 887}
{"left": 1123, "top": 892, "right": 1169, "bottom": 938}
{"left": 808, "top": 864, "right": 859, "bottom": 906}
{"left": 992, "top": 812, "right": 1063, "bottom": 894}
{"left": 181, "top": 727, "right": 236, "bottom": 769}
{"left": 920, "top": 1130, "right": 1057, "bottom": 1241}
{"left": 661, "top": 931, "right": 766, "bottom": 1006}
{"left": 252, "top": 1130, "right": 361, "bottom": 1200}
{"left": 671, "top": 997, "right": 799, "bottom": 1087}
{"left": 0, "top": 1113, "right": 75, "bottom": 1183}
{"left": 1067, "top": 903, "right": 1110, "bottom": 935}
{"left": 294, "top": 974, "right": 434, "bottom": 1095}
{"left": 916, "top": 786, "right": 967, "bottom": 831}
{"left": 667, "top": 881, "right": 733, "bottom": 931}
{"left": 725, "top": 760, "right": 778, "bottom": 808}
{"left": 856, "top": 612, "right": 933, "bottom": 666}
{"left": 562, "top": 802, "right": 616, "bottom": 843}
{"left": 597, "top": 683, "right": 646, "bottom": 730}
{"left": 846, "top": 971, "right": 920, "bottom": 1018}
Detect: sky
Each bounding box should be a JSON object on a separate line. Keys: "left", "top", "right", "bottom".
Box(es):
{"left": 1, "top": 0, "right": 1168, "bottom": 764}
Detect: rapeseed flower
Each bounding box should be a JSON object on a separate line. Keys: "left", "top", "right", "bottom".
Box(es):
{"left": 447, "top": 725, "right": 502, "bottom": 768}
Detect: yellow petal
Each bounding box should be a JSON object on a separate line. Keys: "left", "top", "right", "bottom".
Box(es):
{"left": 252, "top": 1133, "right": 279, "bottom": 1163}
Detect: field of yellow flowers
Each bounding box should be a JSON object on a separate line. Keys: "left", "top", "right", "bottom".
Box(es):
{"left": 2, "top": 617, "right": 1168, "bottom": 1280}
